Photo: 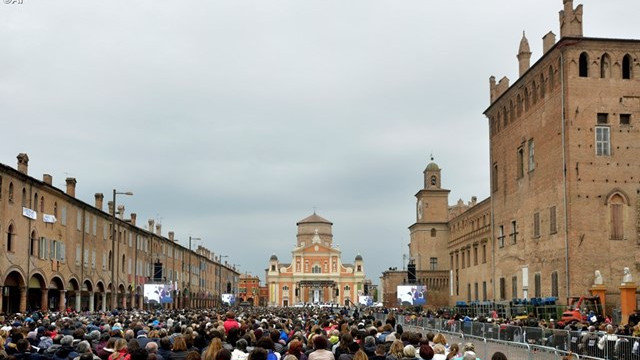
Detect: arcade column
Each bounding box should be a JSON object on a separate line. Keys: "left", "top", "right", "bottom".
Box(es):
{"left": 58, "top": 290, "right": 66, "bottom": 312}
{"left": 75, "top": 292, "right": 81, "bottom": 312}
{"left": 102, "top": 293, "right": 107, "bottom": 312}
{"left": 41, "top": 289, "right": 49, "bottom": 312}
{"left": 89, "top": 293, "right": 95, "bottom": 312}
{"left": 19, "top": 287, "right": 27, "bottom": 313}
{"left": 619, "top": 283, "right": 637, "bottom": 325}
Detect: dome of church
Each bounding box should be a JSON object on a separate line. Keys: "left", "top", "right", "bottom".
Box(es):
{"left": 270, "top": 254, "right": 278, "bottom": 261}
{"left": 296, "top": 213, "right": 333, "bottom": 226}
{"left": 355, "top": 254, "right": 363, "bottom": 261}
{"left": 425, "top": 162, "right": 440, "bottom": 171}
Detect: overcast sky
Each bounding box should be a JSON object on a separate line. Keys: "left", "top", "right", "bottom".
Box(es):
{"left": 2, "top": 0, "right": 638, "bottom": 286}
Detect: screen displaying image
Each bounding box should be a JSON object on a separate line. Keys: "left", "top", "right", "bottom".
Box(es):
{"left": 397, "top": 285, "right": 427, "bottom": 306}
{"left": 221, "top": 293, "right": 236, "bottom": 306}
{"left": 358, "top": 295, "right": 373, "bottom": 306}
{"left": 143, "top": 284, "right": 173, "bottom": 304}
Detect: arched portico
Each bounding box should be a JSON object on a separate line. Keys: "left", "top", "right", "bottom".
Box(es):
{"left": 49, "top": 276, "right": 65, "bottom": 312}
{"left": 82, "top": 280, "right": 93, "bottom": 311}
{"left": 3, "top": 270, "right": 26, "bottom": 314}
{"left": 27, "top": 273, "right": 46, "bottom": 312}
{"left": 67, "top": 278, "right": 80, "bottom": 311}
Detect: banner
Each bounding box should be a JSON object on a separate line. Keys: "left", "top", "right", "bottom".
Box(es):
{"left": 22, "top": 207, "right": 37, "bottom": 220}
{"left": 43, "top": 214, "right": 57, "bottom": 223}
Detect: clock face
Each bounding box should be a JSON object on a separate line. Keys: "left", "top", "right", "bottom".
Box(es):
{"left": 417, "top": 200, "right": 423, "bottom": 220}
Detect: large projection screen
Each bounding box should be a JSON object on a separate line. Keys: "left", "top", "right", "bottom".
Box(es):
{"left": 143, "top": 284, "right": 173, "bottom": 304}
{"left": 358, "top": 295, "right": 373, "bottom": 306}
{"left": 221, "top": 293, "right": 236, "bottom": 306}
{"left": 396, "top": 285, "right": 427, "bottom": 306}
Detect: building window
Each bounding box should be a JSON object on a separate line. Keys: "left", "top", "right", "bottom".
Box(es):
{"left": 532, "top": 81, "right": 538, "bottom": 104}
{"left": 620, "top": 114, "right": 631, "bottom": 125}
{"left": 429, "top": 257, "right": 437, "bottom": 270}
{"left": 579, "top": 52, "right": 589, "bottom": 77}
{"left": 551, "top": 271, "right": 559, "bottom": 297}
{"left": 467, "top": 248, "right": 471, "bottom": 267}
{"left": 30, "top": 231, "right": 37, "bottom": 256}
{"left": 512, "top": 276, "right": 518, "bottom": 299}
{"left": 510, "top": 221, "right": 517, "bottom": 244}
{"left": 533, "top": 212, "right": 540, "bottom": 238}
{"left": 524, "top": 87, "right": 530, "bottom": 111}
{"left": 610, "top": 194, "right": 624, "bottom": 240}
{"left": 550, "top": 206, "right": 557, "bottom": 234}
{"left": 534, "top": 273, "right": 541, "bottom": 298}
{"left": 597, "top": 113, "right": 609, "bottom": 124}
{"left": 528, "top": 139, "right": 535, "bottom": 171}
{"left": 516, "top": 94, "right": 522, "bottom": 117}
{"left": 517, "top": 146, "right": 524, "bottom": 178}
{"left": 467, "top": 283, "right": 471, "bottom": 302}
{"left": 312, "top": 264, "right": 321, "bottom": 273}
{"left": 431, "top": 228, "right": 436, "bottom": 237}
{"left": 482, "top": 244, "right": 487, "bottom": 263}
{"left": 499, "top": 277, "right": 506, "bottom": 301}
{"left": 474, "top": 282, "right": 479, "bottom": 301}
{"left": 22, "top": 188, "right": 26, "bottom": 207}
{"left": 461, "top": 251, "right": 465, "bottom": 269}
{"left": 498, "top": 225, "right": 505, "bottom": 248}
{"left": 482, "top": 281, "right": 487, "bottom": 301}
{"left": 492, "top": 163, "right": 498, "bottom": 192}
{"left": 622, "top": 54, "right": 632, "bottom": 79}
{"left": 473, "top": 247, "right": 478, "bottom": 266}
{"left": 7, "top": 224, "right": 14, "bottom": 252}
{"left": 595, "top": 126, "right": 610, "bottom": 156}
{"left": 600, "top": 53, "right": 611, "bottom": 78}
{"left": 8, "top": 182, "right": 13, "bottom": 202}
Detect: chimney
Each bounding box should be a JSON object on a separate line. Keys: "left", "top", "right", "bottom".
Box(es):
{"left": 17, "top": 153, "right": 29, "bottom": 174}
{"left": 517, "top": 31, "right": 532, "bottom": 77}
{"left": 108, "top": 201, "right": 114, "bottom": 216}
{"left": 130, "top": 213, "right": 137, "bottom": 226}
{"left": 543, "top": 31, "right": 556, "bottom": 54}
{"left": 489, "top": 76, "right": 497, "bottom": 102}
{"left": 117, "top": 205, "right": 125, "bottom": 219}
{"left": 95, "top": 193, "right": 104, "bottom": 210}
{"left": 168, "top": 231, "right": 175, "bottom": 242}
{"left": 559, "top": 0, "right": 583, "bottom": 38}
{"left": 43, "top": 174, "right": 53, "bottom": 185}
{"left": 148, "top": 219, "right": 155, "bottom": 232}
{"left": 155, "top": 223, "right": 162, "bottom": 236}
{"left": 65, "top": 177, "right": 77, "bottom": 197}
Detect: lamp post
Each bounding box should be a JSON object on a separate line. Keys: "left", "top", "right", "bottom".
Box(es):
{"left": 188, "top": 236, "right": 201, "bottom": 308}
{"left": 218, "top": 255, "right": 228, "bottom": 305}
{"left": 111, "top": 189, "right": 133, "bottom": 310}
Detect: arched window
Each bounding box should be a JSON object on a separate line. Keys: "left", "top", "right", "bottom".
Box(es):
{"left": 548, "top": 66, "right": 555, "bottom": 89}
{"left": 431, "top": 228, "right": 437, "bottom": 237}
{"left": 312, "top": 265, "right": 321, "bottom": 273}
{"left": 509, "top": 101, "right": 515, "bottom": 122}
{"left": 33, "top": 193, "right": 38, "bottom": 209}
{"left": 539, "top": 73, "right": 546, "bottom": 98}
{"left": 610, "top": 193, "right": 624, "bottom": 240}
{"left": 600, "top": 53, "right": 611, "bottom": 78}
{"left": 579, "top": 52, "right": 589, "bottom": 77}
{"left": 516, "top": 94, "right": 523, "bottom": 117}
{"left": 524, "top": 87, "right": 530, "bottom": 111}
{"left": 40, "top": 196, "right": 44, "bottom": 213}
{"left": 430, "top": 175, "right": 437, "bottom": 185}
{"left": 22, "top": 187, "right": 26, "bottom": 207}
{"left": 54, "top": 202, "right": 58, "bottom": 217}
{"left": 344, "top": 285, "right": 350, "bottom": 291}
{"left": 503, "top": 107, "right": 508, "bottom": 127}
{"left": 8, "top": 182, "right": 13, "bottom": 202}
{"left": 122, "top": 254, "right": 126, "bottom": 272}
{"left": 7, "top": 224, "right": 14, "bottom": 252}
{"left": 531, "top": 81, "right": 538, "bottom": 104}
{"left": 108, "top": 251, "right": 112, "bottom": 271}
{"left": 30, "top": 230, "right": 37, "bottom": 256}
{"left": 622, "top": 54, "right": 632, "bottom": 79}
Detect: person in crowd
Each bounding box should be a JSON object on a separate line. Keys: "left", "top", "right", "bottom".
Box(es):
{"left": 109, "top": 339, "right": 131, "bottom": 360}
{"left": 145, "top": 342, "right": 164, "bottom": 360}
{"left": 74, "top": 340, "right": 101, "bottom": 360}
{"left": 399, "top": 346, "right": 416, "bottom": 360}
{"left": 224, "top": 314, "right": 240, "bottom": 336}
{"left": 369, "top": 345, "right": 387, "bottom": 360}
{"left": 169, "top": 336, "right": 189, "bottom": 360}
{"left": 430, "top": 345, "right": 445, "bottom": 360}
{"left": 386, "top": 340, "right": 404, "bottom": 360}
{"left": 308, "top": 336, "right": 334, "bottom": 360}
{"left": 444, "top": 344, "right": 458, "bottom": 360}
{"left": 284, "top": 340, "right": 305, "bottom": 360}
{"left": 490, "top": 352, "right": 507, "bottom": 360}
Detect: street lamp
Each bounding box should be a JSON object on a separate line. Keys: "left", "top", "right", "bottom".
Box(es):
{"left": 218, "top": 255, "right": 228, "bottom": 304}
{"left": 188, "top": 236, "right": 201, "bottom": 308}
{"left": 112, "top": 189, "right": 133, "bottom": 310}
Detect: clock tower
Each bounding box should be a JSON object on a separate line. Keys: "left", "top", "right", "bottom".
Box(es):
{"left": 409, "top": 158, "right": 450, "bottom": 272}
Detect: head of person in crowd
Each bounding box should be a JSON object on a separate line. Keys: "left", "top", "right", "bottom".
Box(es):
{"left": 352, "top": 350, "right": 367, "bottom": 360}
{"left": 185, "top": 351, "right": 201, "bottom": 360}
{"left": 311, "top": 335, "right": 328, "bottom": 351}
{"left": 491, "top": 352, "right": 507, "bottom": 360}
{"left": 462, "top": 352, "right": 476, "bottom": 360}
{"left": 402, "top": 345, "right": 416, "bottom": 360}
{"left": 203, "top": 338, "right": 223, "bottom": 360}
{"left": 445, "top": 344, "right": 459, "bottom": 360}
{"left": 388, "top": 340, "right": 404, "bottom": 359}
{"left": 432, "top": 344, "right": 445, "bottom": 356}
{"left": 419, "top": 345, "right": 434, "bottom": 360}
{"left": 432, "top": 334, "right": 446, "bottom": 347}
{"left": 130, "top": 349, "right": 149, "bottom": 360}
{"left": 247, "top": 348, "right": 267, "bottom": 360}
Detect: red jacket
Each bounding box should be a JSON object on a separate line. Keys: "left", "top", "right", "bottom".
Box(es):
{"left": 223, "top": 318, "right": 239, "bottom": 334}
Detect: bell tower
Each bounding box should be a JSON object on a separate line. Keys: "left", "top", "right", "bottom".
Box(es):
{"left": 409, "top": 157, "right": 450, "bottom": 272}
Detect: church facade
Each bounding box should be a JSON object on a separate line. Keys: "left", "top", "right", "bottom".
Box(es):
{"left": 265, "top": 213, "right": 365, "bottom": 307}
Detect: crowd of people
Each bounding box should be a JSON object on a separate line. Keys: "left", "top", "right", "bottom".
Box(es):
{"left": 0, "top": 307, "right": 512, "bottom": 360}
